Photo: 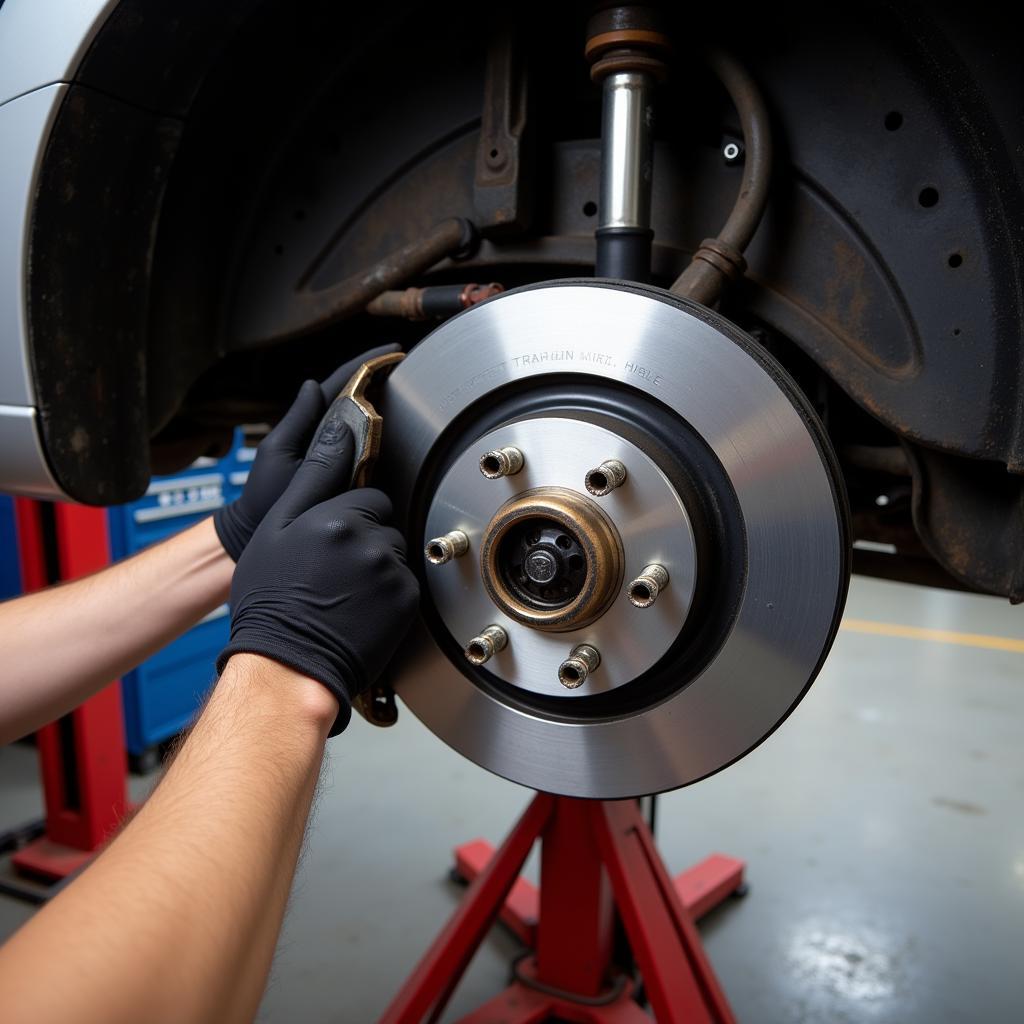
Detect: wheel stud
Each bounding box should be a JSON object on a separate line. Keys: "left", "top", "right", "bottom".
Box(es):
{"left": 464, "top": 625, "right": 508, "bottom": 666}
{"left": 425, "top": 530, "right": 469, "bottom": 565}
{"left": 557, "top": 644, "right": 601, "bottom": 688}
{"left": 627, "top": 564, "right": 669, "bottom": 608}
{"left": 584, "top": 459, "right": 627, "bottom": 496}
{"left": 479, "top": 446, "right": 524, "bottom": 479}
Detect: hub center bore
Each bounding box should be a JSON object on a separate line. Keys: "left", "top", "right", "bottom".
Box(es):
{"left": 480, "top": 487, "right": 624, "bottom": 632}
{"left": 499, "top": 517, "right": 588, "bottom": 608}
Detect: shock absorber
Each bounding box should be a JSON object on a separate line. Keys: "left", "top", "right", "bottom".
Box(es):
{"left": 585, "top": 4, "right": 670, "bottom": 283}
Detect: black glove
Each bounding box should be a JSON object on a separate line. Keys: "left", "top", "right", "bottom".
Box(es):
{"left": 216, "top": 417, "right": 419, "bottom": 735}
{"left": 213, "top": 344, "right": 400, "bottom": 560}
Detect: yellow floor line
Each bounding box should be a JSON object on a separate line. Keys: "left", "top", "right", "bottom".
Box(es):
{"left": 841, "top": 617, "right": 1024, "bottom": 654}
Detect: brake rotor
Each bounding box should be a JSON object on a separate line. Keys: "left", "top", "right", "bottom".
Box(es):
{"left": 379, "top": 280, "right": 849, "bottom": 798}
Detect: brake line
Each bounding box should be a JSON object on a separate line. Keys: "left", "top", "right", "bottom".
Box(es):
{"left": 671, "top": 51, "right": 773, "bottom": 307}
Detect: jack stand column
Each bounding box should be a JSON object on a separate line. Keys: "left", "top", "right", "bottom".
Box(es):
{"left": 380, "top": 793, "right": 743, "bottom": 1023}
{"left": 8, "top": 499, "right": 129, "bottom": 885}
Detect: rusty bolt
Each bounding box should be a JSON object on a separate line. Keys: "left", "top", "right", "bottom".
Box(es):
{"left": 557, "top": 644, "right": 601, "bottom": 689}
{"left": 627, "top": 564, "right": 669, "bottom": 608}
{"left": 480, "top": 446, "right": 525, "bottom": 479}
{"left": 585, "top": 459, "right": 627, "bottom": 496}
{"left": 425, "top": 530, "right": 469, "bottom": 565}
{"left": 464, "top": 625, "right": 509, "bottom": 666}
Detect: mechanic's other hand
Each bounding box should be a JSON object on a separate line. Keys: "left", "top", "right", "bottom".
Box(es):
{"left": 216, "top": 422, "right": 419, "bottom": 735}
{"left": 212, "top": 343, "right": 400, "bottom": 560}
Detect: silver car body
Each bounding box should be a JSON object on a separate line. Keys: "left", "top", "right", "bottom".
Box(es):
{"left": 0, "top": 0, "right": 118, "bottom": 497}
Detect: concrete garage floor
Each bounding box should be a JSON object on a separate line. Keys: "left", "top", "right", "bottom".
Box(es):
{"left": 1, "top": 575, "right": 1022, "bottom": 1022}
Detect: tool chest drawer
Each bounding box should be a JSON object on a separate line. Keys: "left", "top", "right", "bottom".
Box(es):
{"left": 0, "top": 495, "right": 20, "bottom": 601}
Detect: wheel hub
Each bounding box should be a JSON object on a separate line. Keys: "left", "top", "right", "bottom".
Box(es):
{"left": 481, "top": 487, "right": 624, "bottom": 632}
{"left": 423, "top": 416, "right": 696, "bottom": 698}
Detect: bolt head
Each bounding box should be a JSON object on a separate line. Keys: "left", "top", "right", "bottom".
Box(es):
{"left": 585, "top": 459, "right": 627, "bottom": 497}
{"left": 479, "top": 446, "right": 524, "bottom": 479}
{"left": 557, "top": 643, "right": 601, "bottom": 688}
{"left": 464, "top": 624, "right": 508, "bottom": 666}
{"left": 558, "top": 659, "right": 587, "bottom": 688}
{"left": 627, "top": 564, "right": 669, "bottom": 608}
{"left": 722, "top": 141, "right": 743, "bottom": 164}
{"left": 525, "top": 548, "right": 559, "bottom": 585}
{"left": 425, "top": 530, "right": 468, "bottom": 565}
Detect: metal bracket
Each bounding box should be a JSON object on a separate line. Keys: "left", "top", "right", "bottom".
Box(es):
{"left": 474, "top": 27, "right": 531, "bottom": 233}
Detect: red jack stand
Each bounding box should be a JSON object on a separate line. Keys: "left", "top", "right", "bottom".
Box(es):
{"left": 8, "top": 500, "right": 129, "bottom": 884}
{"left": 381, "top": 793, "right": 744, "bottom": 1023}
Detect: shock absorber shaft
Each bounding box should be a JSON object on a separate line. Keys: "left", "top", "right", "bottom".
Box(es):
{"left": 585, "top": 5, "right": 670, "bottom": 283}
{"left": 598, "top": 71, "right": 654, "bottom": 279}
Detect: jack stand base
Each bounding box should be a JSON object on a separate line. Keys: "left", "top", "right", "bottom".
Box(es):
{"left": 453, "top": 841, "right": 745, "bottom": 950}
{"left": 461, "top": 956, "right": 650, "bottom": 1023}
{"left": 11, "top": 837, "right": 96, "bottom": 882}
{"left": 0, "top": 822, "right": 95, "bottom": 904}
{"left": 380, "top": 793, "right": 745, "bottom": 1024}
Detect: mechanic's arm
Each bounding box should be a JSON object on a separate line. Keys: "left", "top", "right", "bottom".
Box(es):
{"left": 0, "top": 346, "right": 397, "bottom": 745}
{"left": 0, "top": 423, "right": 419, "bottom": 1024}
{"left": 0, "top": 655, "right": 335, "bottom": 1024}
{"left": 0, "top": 516, "right": 231, "bottom": 744}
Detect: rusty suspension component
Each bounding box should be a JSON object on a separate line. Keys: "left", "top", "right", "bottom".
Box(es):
{"left": 234, "top": 217, "right": 478, "bottom": 346}
{"left": 671, "top": 52, "right": 773, "bottom": 307}
{"left": 474, "top": 26, "right": 531, "bottom": 233}
{"left": 366, "top": 282, "right": 504, "bottom": 321}
{"left": 299, "top": 217, "right": 477, "bottom": 335}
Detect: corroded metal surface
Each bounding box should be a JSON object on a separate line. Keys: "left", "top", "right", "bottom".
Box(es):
{"left": 478, "top": 487, "right": 624, "bottom": 633}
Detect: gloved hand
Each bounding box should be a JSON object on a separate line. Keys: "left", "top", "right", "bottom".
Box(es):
{"left": 213, "top": 344, "right": 400, "bottom": 561}
{"left": 216, "top": 415, "right": 419, "bottom": 735}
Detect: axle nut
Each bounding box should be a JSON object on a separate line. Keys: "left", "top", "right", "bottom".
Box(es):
{"left": 464, "top": 625, "right": 508, "bottom": 666}
{"left": 425, "top": 530, "right": 469, "bottom": 565}
{"left": 627, "top": 564, "right": 669, "bottom": 608}
{"left": 479, "top": 446, "right": 525, "bottom": 479}
{"left": 585, "top": 459, "right": 627, "bottom": 496}
{"left": 557, "top": 644, "right": 601, "bottom": 689}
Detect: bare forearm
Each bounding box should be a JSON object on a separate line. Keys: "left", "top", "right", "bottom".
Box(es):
{"left": 0, "top": 654, "right": 337, "bottom": 1024}
{"left": 0, "top": 516, "right": 232, "bottom": 743}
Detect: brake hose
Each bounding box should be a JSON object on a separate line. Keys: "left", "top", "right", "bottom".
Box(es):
{"left": 670, "top": 51, "right": 773, "bottom": 306}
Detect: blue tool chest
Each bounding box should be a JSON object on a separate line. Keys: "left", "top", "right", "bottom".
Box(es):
{"left": 107, "top": 430, "right": 255, "bottom": 759}
{"left": 0, "top": 495, "right": 21, "bottom": 601}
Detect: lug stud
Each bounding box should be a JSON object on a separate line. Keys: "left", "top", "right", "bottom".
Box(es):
{"left": 557, "top": 644, "right": 601, "bottom": 688}
{"left": 425, "top": 530, "right": 469, "bottom": 565}
{"left": 479, "top": 446, "right": 524, "bottom": 479}
{"left": 584, "top": 459, "right": 627, "bottom": 496}
{"left": 627, "top": 564, "right": 669, "bottom": 608}
{"left": 464, "top": 625, "right": 508, "bottom": 666}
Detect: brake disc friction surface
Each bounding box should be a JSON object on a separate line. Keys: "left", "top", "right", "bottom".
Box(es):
{"left": 380, "top": 282, "right": 848, "bottom": 798}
